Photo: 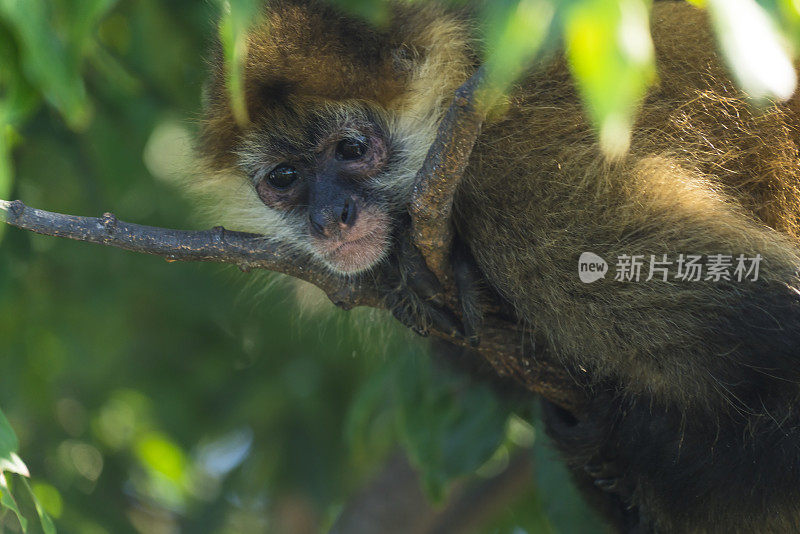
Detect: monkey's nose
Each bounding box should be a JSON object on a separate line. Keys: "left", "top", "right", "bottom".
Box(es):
{"left": 309, "top": 198, "right": 359, "bottom": 238}
{"left": 309, "top": 214, "right": 329, "bottom": 237}
{"left": 336, "top": 197, "right": 358, "bottom": 228}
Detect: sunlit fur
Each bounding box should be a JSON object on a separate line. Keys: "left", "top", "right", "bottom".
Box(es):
{"left": 195, "top": 1, "right": 800, "bottom": 532}
{"left": 458, "top": 3, "right": 800, "bottom": 408}
{"left": 456, "top": 4, "right": 800, "bottom": 532}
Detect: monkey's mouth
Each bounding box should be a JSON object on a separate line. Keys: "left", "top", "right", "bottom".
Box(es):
{"left": 315, "top": 230, "right": 389, "bottom": 274}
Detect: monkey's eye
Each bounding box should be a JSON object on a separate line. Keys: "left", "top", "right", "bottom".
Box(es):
{"left": 267, "top": 164, "right": 298, "bottom": 189}
{"left": 335, "top": 137, "right": 368, "bottom": 160}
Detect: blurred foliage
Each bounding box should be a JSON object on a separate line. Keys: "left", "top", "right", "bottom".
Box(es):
{"left": 217, "top": 0, "right": 260, "bottom": 127}
{"left": 1, "top": 0, "right": 798, "bottom": 532}
{"left": 562, "top": 0, "right": 655, "bottom": 156}
{"left": 1, "top": 408, "right": 55, "bottom": 533}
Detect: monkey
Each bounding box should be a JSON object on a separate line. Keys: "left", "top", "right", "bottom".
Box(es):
{"left": 194, "top": 0, "right": 800, "bottom": 532}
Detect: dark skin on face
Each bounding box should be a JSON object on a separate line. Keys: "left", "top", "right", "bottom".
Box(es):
{"left": 253, "top": 118, "right": 392, "bottom": 274}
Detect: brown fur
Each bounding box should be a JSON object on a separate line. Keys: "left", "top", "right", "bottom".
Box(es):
{"left": 455, "top": 4, "right": 800, "bottom": 532}
{"left": 199, "top": 0, "right": 474, "bottom": 170}
{"left": 196, "top": 2, "right": 800, "bottom": 532}
{"left": 457, "top": 2, "right": 800, "bottom": 406}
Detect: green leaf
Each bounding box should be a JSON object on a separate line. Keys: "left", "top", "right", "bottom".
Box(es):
{"left": 707, "top": 0, "right": 796, "bottom": 102}
{"left": 135, "top": 432, "right": 187, "bottom": 483}
{"left": 754, "top": 0, "right": 800, "bottom": 49}
{"left": 328, "top": 0, "right": 391, "bottom": 25}
{"left": 0, "top": 139, "right": 10, "bottom": 241}
{"left": 344, "top": 363, "right": 393, "bottom": 453}
{"left": 0, "top": 410, "right": 30, "bottom": 531}
{"left": 0, "top": 453, "right": 29, "bottom": 479}
{"left": 393, "top": 349, "right": 512, "bottom": 500}
{"left": 217, "top": 0, "right": 261, "bottom": 127}
{"left": 30, "top": 482, "right": 62, "bottom": 521}
{"left": 0, "top": 473, "right": 27, "bottom": 532}
{"left": 483, "top": 0, "right": 556, "bottom": 95}
{"left": 0, "top": 408, "right": 19, "bottom": 462}
{"left": 60, "top": 0, "right": 119, "bottom": 60}
{"left": 0, "top": 0, "right": 91, "bottom": 129}
{"left": 0, "top": 411, "right": 56, "bottom": 533}
{"left": 20, "top": 478, "right": 56, "bottom": 534}
{"left": 563, "top": 0, "right": 656, "bottom": 157}
{"left": 0, "top": 25, "right": 42, "bottom": 126}
{"left": 532, "top": 421, "right": 605, "bottom": 534}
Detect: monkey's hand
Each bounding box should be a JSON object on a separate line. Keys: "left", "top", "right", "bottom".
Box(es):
{"left": 379, "top": 225, "right": 484, "bottom": 346}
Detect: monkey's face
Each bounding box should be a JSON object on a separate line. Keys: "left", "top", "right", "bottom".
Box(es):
{"left": 237, "top": 102, "right": 405, "bottom": 275}
{"left": 198, "top": 1, "right": 472, "bottom": 275}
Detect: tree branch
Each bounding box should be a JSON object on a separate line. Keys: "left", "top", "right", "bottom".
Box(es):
{"left": 0, "top": 199, "right": 380, "bottom": 309}
{"left": 330, "top": 450, "right": 533, "bottom": 534}
{"left": 0, "top": 70, "right": 586, "bottom": 414}
{"left": 0, "top": 198, "right": 583, "bottom": 412}
{"left": 409, "top": 67, "right": 493, "bottom": 286}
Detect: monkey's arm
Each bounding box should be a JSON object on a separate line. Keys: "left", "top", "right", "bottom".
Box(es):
{"left": 408, "top": 67, "right": 491, "bottom": 285}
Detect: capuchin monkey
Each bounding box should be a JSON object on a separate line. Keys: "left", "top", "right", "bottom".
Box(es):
{"left": 196, "top": 1, "right": 800, "bottom": 532}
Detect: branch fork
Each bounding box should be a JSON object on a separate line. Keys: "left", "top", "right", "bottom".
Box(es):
{"left": 0, "top": 70, "right": 585, "bottom": 413}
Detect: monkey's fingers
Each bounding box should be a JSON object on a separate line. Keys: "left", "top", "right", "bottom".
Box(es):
{"left": 398, "top": 250, "right": 465, "bottom": 338}
{"left": 404, "top": 259, "right": 446, "bottom": 306}
{"left": 385, "top": 290, "right": 428, "bottom": 336}
{"left": 397, "top": 231, "right": 447, "bottom": 306}
{"left": 453, "top": 241, "right": 484, "bottom": 346}
{"left": 387, "top": 226, "right": 472, "bottom": 340}
{"left": 385, "top": 289, "right": 463, "bottom": 339}
{"left": 424, "top": 302, "right": 464, "bottom": 340}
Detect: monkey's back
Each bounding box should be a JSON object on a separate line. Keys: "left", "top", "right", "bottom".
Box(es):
{"left": 455, "top": 1, "right": 800, "bottom": 404}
